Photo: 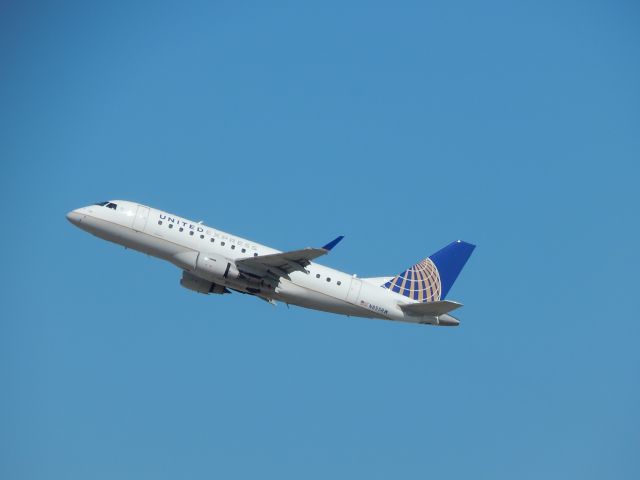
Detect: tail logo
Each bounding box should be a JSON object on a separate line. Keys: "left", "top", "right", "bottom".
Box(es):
{"left": 382, "top": 258, "right": 441, "bottom": 302}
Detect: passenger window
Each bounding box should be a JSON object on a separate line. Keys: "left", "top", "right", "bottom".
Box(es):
{"left": 158, "top": 220, "right": 162, "bottom": 225}
{"left": 231, "top": 245, "right": 236, "bottom": 250}
{"left": 189, "top": 231, "right": 194, "bottom": 236}
{"left": 221, "top": 242, "right": 225, "bottom": 246}
{"left": 316, "top": 274, "right": 320, "bottom": 278}
{"left": 337, "top": 281, "right": 341, "bottom": 286}
{"left": 241, "top": 248, "right": 246, "bottom": 253}
{"left": 200, "top": 234, "right": 204, "bottom": 239}
{"left": 179, "top": 227, "right": 184, "bottom": 232}
{"left": 326, "top": 277, "right": 331, "bottom": 282}
{"left": 254, "top": 253, "right": 258, "bottom": 257}
{"left": 210, "top": 238, "right": 214, "bottom": 243}
{"left": 169, "top": 224, "right": 173, "bottom": 229}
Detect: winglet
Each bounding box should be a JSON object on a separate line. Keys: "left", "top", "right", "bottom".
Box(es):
{"left": 322, "top": 235, "right": 344, "bottom": 251}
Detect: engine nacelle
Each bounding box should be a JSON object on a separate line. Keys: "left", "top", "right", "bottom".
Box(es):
{"left": 180, "top": 271, "right": 228, "bottom": 294}
{"left": 195, "top": 253, "right": 240, "bottom": 281}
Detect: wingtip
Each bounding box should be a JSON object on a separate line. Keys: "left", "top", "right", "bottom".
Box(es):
{"left": 322, "top": 235, "right": 344, "bottom": 251}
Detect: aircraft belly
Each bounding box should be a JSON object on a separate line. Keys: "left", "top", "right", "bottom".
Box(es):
{"left": 274, "top": 280, "right": 378, "bottom": 318}
{"left": 81, "top": 216, "right": 191, "bottom": 264}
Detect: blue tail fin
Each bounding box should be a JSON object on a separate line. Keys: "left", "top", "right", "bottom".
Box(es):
{"left": 382, "top": 240, "right": 475, "bottom": 302}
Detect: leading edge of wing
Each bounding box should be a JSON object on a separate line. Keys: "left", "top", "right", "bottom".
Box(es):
{"left": 236, "top": 235, "right": 344, "bottom": 276}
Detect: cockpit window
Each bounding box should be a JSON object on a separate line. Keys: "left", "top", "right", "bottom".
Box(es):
{"left": 93, "top": 201, "right": 118, "bottom": 209}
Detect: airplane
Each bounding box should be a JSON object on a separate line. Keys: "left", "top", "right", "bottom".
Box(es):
{"left": 66, "top": 200, "right": 475, "bottom": 326}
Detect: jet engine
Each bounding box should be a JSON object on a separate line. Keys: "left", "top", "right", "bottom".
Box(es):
{"left": 195, "top": 253, "right": 240, "bottom": 281}
{"left": 180, "top": 270, "right": 229, "bottom": 294}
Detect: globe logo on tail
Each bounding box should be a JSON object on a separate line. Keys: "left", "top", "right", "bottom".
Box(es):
{"left": 383, "top": 258, "right": 441, "bottom": 302}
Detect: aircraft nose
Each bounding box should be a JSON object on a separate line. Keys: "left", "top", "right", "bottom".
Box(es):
{"left": 66, "top": 210, "right": 83, "bottom": 226}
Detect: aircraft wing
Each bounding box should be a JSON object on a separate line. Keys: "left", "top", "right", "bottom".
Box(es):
{"left": 236, "top": 236, "right": 344, "bottom": 279}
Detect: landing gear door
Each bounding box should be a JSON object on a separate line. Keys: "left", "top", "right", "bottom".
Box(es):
{"left": 133, "top": 206, "right": 150, "bottom": 232}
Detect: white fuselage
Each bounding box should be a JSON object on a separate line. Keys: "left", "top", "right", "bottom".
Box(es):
{"left": 66, "top": 200, "right": 409, "bottom": 320}
{"left": 67, "top": 200, "right": 453, "bottom": 325}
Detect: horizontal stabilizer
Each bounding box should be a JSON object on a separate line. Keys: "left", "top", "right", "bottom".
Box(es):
{"left": 399, "top": 300, "right": 463, "bottom": 316}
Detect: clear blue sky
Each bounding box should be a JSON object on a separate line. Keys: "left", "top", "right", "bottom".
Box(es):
{"left": 2, "top": 1, "right": 639, "bottom": 478}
